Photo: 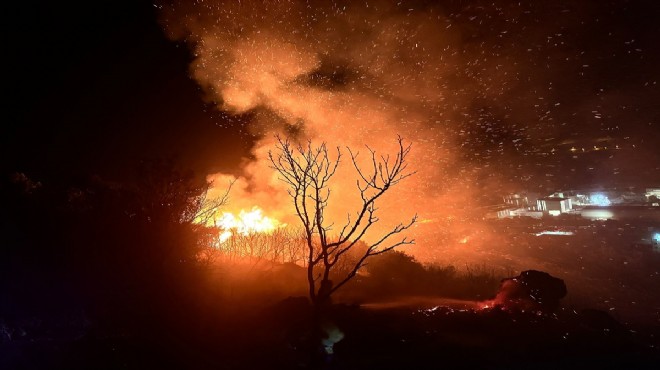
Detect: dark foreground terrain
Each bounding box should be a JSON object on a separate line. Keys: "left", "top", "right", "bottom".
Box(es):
{"left": 2, "top": 299, "right": 658, "bottom": 370}
{"left": 2, "top": 174, "right": 658, "bottom": 369}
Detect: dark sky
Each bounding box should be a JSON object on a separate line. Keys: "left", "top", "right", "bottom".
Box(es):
{"left": 2, "top": 0, "right": 252, "bottom": 184}
{"left": 3, "top": 0, "right": 659, "bottom": 190}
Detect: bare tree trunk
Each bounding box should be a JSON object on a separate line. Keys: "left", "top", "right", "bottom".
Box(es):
{"left": 269, "top": 135, "right": 417, "bottom": 360}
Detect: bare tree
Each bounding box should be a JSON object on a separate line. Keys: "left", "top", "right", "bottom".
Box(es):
{"left": 211, "top": 227, "right": 307, "bottom": 266}
{"left": 269, "top": 135, "right": 417, "bottom": 308}
{"left": 192, "top": 179, "right": 234, "bottom": 225}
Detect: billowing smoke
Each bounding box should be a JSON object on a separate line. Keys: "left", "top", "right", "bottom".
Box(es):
{"left": 156, "top": 1, "right": 586, "bottom": 263}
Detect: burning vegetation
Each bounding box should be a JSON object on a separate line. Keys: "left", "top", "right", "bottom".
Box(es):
{"left": 2, "top": 0, "right": 660, "bottom": 369}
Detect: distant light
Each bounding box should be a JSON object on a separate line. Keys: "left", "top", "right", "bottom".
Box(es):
{"left": 653, "top": 233, "right": 660, "bottom": 243}
{"left": 535, "top": 230, "right": 574, "bottom": 236}
{"left": 590, "top": 193, "right": 611, "bottom": 206}
{"left": 581, "top": 209, "right": 614, "bottom": 220}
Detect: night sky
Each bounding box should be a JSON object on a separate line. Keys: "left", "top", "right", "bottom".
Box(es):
{"left": 3, "top": 1, "right": 252, "bottom": 183}
{"left": 3, "top": 0, "right": 659, "bottom": 192}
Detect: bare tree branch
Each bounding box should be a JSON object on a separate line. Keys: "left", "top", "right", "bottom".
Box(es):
{"left": 193, "top": 179, "right": 235, "bottom": 225}
{"left": 269, "top": 135, "right": 416, "bottom": 307}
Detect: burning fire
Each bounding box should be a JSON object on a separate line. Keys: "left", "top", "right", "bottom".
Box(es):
{"left": 213, "top": 207, "right": 283, "bottom": 242}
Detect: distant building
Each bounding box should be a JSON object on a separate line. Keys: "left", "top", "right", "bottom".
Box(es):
{"left": 550, "top": 192, "right": 566, "bottom": 198}
{"left": 503, "top": 194, "right": 527, "bottom": 207}
{"left": 510, "top": 209, "right": 543, "bottom": 219}
{"left": 646, "top": 188, "right": 660, "bottom": 206}
{"left": 646, "top": 188, "right": 660, "bottom": 198}
{"left": 484, "top": 204, "right": 520, "bottom": 219}
{"left": 537, "top": 197, "right": 572, "bottom": 216}
{"left": 571, "top": 193, "right": 590, "bottom": 206}
{"left": 503, "top": 192, "right": 539, "bottom": 208}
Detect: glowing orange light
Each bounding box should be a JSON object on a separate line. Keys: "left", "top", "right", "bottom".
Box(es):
{"left": 214, "top": 207, "right": 283, "bottom": 242}
{"left": 478, "top": 300, "right": 495, "bottom": 310}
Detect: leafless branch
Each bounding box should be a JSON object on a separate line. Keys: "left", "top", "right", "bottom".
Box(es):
{"left": 268, "top": 134, "right": 416, "bottom": 306}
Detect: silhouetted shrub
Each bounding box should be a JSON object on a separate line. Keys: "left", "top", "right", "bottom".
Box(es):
{"left": 492, "top": 270, "right": 567, "bottom": 313}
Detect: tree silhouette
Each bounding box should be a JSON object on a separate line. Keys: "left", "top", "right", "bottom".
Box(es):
{"left": 269, "top": 136, "right": 417, "bottom": 309}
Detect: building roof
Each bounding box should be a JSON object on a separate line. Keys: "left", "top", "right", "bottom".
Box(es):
{"left": 538, "top": 197, "right": 569, "bottom": 201}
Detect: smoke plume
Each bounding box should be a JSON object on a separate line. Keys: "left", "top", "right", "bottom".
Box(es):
{"left": 157, "top": 0, "right": 601, "bottom": 262}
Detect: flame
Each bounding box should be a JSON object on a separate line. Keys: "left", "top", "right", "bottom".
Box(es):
{"left": 478, "top": 300, "right": 496, "bottom": 310}
{"left": 214, "top": 207, "right": 283, "bottom": 242}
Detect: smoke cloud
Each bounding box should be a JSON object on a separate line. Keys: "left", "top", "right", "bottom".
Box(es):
{"left": 156, "top": 0, "right": 625, "bottom": 262}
